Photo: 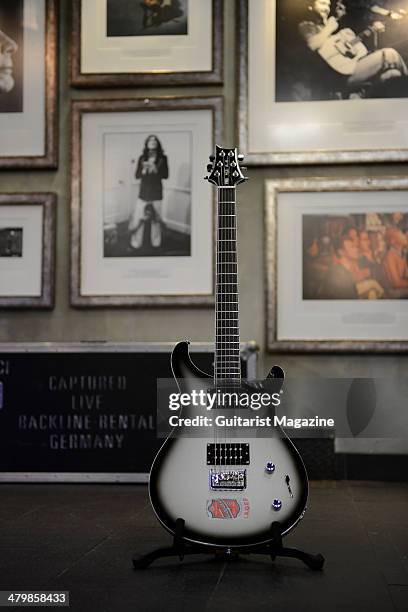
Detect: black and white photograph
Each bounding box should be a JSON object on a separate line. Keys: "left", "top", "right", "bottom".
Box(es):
{"left": 71, "top": 97, "right": 221, "bottom": 307}
{"left": 0, "top": 0, "right": 58, "bottom": 168}
{"left": 0, "top": 227, "right": 23, "bottom": 257}
{"left": 276, "top": 0, "right": 408, "bottom": 102}
{"left": 103, "top": 131, "right": 191, "bottom": 258}
{"left": 71, "top": 0, "right": 222, "bottom": 87}
{"left": 0, "top": 0, "right": 23, "bottom": 113}
{"left": 0, "top": 193, "right": 55, "bottom": 308}
{"left": 238, "top": 0, "right": 408, "bottom": 164}
{"left": 106, "top": 0, "right": 188, "bottom": 37}
{"left": 303, "top": 212, "right": 408, "bottom": 300}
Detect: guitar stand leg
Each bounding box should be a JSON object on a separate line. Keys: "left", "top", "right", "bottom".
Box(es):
{"left": 132, "top": 518, "right": 207, "bottom": 569}
{"left": 174, "top": 518, "right": 186, "bottom": 561}
{"left": 246, "top": 522, "right": 325, "bottom": 571}
{"left": 133, "top": 519, "right": 324, "bottom": 571}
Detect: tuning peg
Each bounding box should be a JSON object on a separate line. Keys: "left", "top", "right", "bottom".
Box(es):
{"left": 207, "top": 163, "right": 213, "bottom": 172}
{"left": 238, "top": 154, "right": 245, "bottom": 161}
{"left": 204, "top": 176, "right": 208, "bottom": 180}
{"left": 241, "top": 166, "right": 247, "bottom": 172}
{"left": 209, "top": 154, "right": 215, "bottom": 161}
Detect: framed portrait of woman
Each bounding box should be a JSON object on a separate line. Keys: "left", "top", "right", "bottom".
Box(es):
{"left": 71, "top": 0, "right": 223, "bottom": 87}
{"left": 238, "top": 0, "right": 408, "bottom": 164}
{"left": 265, "top": 177, "right": 408, "bottom": 352}
{"left": 0, "top": 0, "right": 58, "bottom": 168}
{"left": 70, "top": 96, "right": 222, "bottom": 307}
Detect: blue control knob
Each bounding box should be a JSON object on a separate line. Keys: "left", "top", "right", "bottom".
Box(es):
{"left": 272, "top": 499, "right": 282, "bottom": 511}
{"left": 265, "top": 462, "right": 275, "bottom": 474}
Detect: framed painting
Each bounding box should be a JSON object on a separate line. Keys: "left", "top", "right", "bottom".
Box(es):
{"left": 238, "top": 0, "right": 408, "bottom": 164}
{"left": 0, "top": 193, "right": 56, "bottom": 308}
{"left": 265, "top": 177, "right": 408, "bottom": 352}
{"left": 70, "top": 96, "right": 223, "bottom": 307}
{"left": 0, "top": 0, "right": 58, "bottom": 168}
{"left": 71, "top": 0, "right": 223, "bottom": 87}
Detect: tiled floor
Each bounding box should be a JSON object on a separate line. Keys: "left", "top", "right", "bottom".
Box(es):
{"left": 0, "top": 481, "right": 407, "bottom": 611}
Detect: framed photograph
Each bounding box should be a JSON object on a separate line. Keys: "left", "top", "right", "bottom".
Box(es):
{"left": 238, "top": 0, "right": 408, "bottom": 164}
{"left": 0, "top": 0, "right": 58, "bottom": 168}
{"left": 265, "top": 177, "right": 408, "bottom": 352}
{"left": 70, "top": 96, "right": 222, "bottom": 307}
{"left": 0, "top": 193, "right": 56, "bottom": 308}
{"left": 71, "top": 0, "right": 223, "bottom": 87}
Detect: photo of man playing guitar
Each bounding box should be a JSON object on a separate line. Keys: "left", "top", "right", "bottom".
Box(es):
{"left": 276, "top": 0, "right": 408, "bottom": 101}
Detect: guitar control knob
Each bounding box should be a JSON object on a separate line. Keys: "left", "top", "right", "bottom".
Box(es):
{"left": 272, "top": 499, "right": 282, "bottom": 511}
{"left": 265, "top": 462, "right": 275, "bottom": 474}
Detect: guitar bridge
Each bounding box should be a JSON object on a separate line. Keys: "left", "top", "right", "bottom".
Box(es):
{"left": 209, "top": 469, "right": 247, "bottom": 491}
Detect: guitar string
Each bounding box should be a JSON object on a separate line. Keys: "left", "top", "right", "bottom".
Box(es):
{"left": 215, "top": 182, "right": 241, "bottom": 471}
{"left": 214, "top": 175, "right": 219, "bottom": 473}
{"left": 230, "top": 184, "right": 241, "bottom": 467}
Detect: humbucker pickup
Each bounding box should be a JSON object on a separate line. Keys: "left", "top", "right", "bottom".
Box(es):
{"left": 210, "top": 469, "right": 247, "bottom": 491}
{"left": 206, "top": 443, "right": 250, "bottom": 465}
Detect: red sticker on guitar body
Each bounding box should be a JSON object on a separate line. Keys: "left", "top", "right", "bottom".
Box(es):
{"left": 207, "top": 498, "right": 250, "bottom": 519}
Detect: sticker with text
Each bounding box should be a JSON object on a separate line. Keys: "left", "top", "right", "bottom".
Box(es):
{"left": 207, "top": 498, "right": 250, "bottom": 519}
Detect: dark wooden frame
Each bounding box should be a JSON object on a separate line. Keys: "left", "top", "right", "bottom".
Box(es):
{"left": 265, "top": 177, "right": 408, "bottom": 353}
{"left": 237, "top": 0, "right": 408, "bottom": 165}
{"left": 70, "top": 0, "right": 223, "bottom": 87}
{"left": 70, "top": 96, "right": 223, "bottom": 307}
{"left": 0, "top": 0, "right": 58, "bottom": 169}
{"left": 0, "top": 193, "right": 56, "bottom": 309}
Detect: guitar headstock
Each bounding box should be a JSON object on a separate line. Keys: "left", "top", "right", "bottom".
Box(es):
{"left": 205, "top": 145, "right": 248, "bottom": 188}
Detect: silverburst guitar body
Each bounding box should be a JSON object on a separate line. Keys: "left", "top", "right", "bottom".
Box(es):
{"left": 149, "top": 146, "right": 308, "bottom": 548}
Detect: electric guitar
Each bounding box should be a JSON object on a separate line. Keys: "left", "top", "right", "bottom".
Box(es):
{"left": 319, "top": 21, "right": 385, "bottom": 75}
{"left": 149, "top": 146, "right": 308, "bottom": 547}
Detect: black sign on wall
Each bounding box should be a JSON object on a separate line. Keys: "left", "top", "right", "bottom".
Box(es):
{"left": 0, "top": 344, "right": 257, "bottom": 481}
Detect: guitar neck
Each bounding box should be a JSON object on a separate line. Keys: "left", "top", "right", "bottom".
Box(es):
{"left": 215, "top": 186, "right": 241, "bottom": 383}
{"left": 352, "top": 26, "right": 378, "bottom": 46}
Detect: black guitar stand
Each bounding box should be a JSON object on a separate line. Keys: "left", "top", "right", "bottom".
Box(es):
{"left": 132, "top": 519, "right": 324, "bottom": 571}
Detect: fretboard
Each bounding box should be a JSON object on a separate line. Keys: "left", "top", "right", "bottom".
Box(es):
{"left": 215, "top": 187, "right": 241, "bottom": 383}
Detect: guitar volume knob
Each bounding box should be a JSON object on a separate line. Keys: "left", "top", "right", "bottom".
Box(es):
{"left": 265, "top": 462, "right": 275, "bottom": 474}
{"left": 272, "top": 499, "right": 282, "bottom": 511}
